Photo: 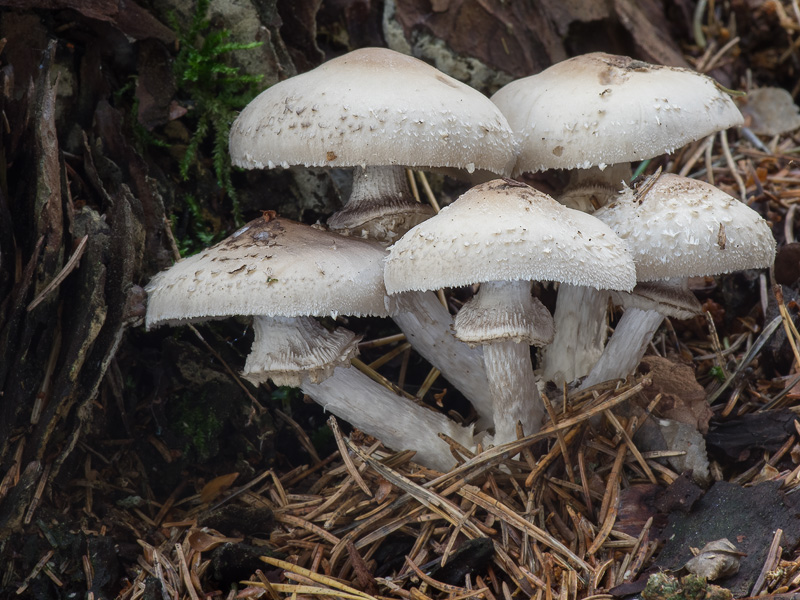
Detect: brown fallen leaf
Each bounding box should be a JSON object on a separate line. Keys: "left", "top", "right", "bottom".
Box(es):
{"left": 639, "top": 355, "right": 713, "bottom": 434}
{"left": 187, "top": 529, "right": 243, "bottom": 553}
{"left": 740, "top": 87, "right": 800, "bottom": 136}
{"left": 200, "top": 472, "right": 239, "bottom": 504}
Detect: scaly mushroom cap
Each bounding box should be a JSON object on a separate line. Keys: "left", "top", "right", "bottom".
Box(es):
{"left": 594, "top": 173, "right": 776, "bottom": 280}
{"left": 229, "top": 47, "right": 517, "bottom": 176}
{"left": 491, "top": 52, "right": 744, "bottom": 173}
{"left": 145, "top": 214, "right": 391, "bottom": 328}
{"left": 384, "top": 179, "right": 636, "bottom": 293}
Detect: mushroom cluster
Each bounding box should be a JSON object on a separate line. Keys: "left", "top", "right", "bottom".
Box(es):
{"left": 490, "top": 52, "right": 768, "bottom": 385}
{"left": 385, "top": 179, "right": 634, "bottom": 445}
{"left": 144, "top": 48, "right": 775, "bottom": 471}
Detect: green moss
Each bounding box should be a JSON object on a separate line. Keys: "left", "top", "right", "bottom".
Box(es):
{"left": 642, "top": 572, "right": 732, "bottom": 600}
{"left": 170, "top": 193, "right": 227, "bottom": 257}
{"left": 173, "top": 391, "right": 224, "bottom": 462}
{"left": 170, "top": 0, "right": 265, "bottom": 224}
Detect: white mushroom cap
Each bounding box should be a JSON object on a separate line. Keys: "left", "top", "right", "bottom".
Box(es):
{"left": 145, "top": 214, "right": 391, "bottom": 328}
{"left": 384, "top": 179, "right": 636, "bottom": 293}
{"left": 593, "top": 173, "right": 776, "bottom": 280}
{"left": 229, "top": 47, "right": 517, "bottom": 176}
{"left": 491, "top": 52, "right": 744, "bottom": 174}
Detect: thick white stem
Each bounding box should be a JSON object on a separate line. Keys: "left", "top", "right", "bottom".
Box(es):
{"left": 484, "top": 342, "right": 543, "bottom": 444}
{"left": 542, "top": 163, "right": 630, "bottom": 385}
{"left": 327, "top": 165, "right": 433, "bottom": 243}
{"left": 541, "top": 285, "right": 608, "bottom": 385}
{"left": 302, "top": 366, "right": 480, "bottom": 471}
{"left": 392, "top": 291, "right": 493, "bottom": 429}
{"left": 580, "top": 307, "right": 664, "bottom": 389}
{"left": 454, "top": 280, "right": 550, "bottom": 444}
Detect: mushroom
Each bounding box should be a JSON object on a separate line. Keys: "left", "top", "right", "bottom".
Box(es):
{"left": 145, "top": 213, "right": 481, "bottom": 471}
{"left": 384, "top": 180, "right": 636, "bottom": 444}
{"left": 491, "top": 52, "right": 744, "bottom": 192}
{"left": 229, "top": 47, "right": 516, "bottom": 242}
{"left": 230, "top": 47, "right": 520, "bottom": 427}
{"left": 581, "top": 172, "right": 776, "bottom": 388}
{"left": 490, "top": 52, "right": 745, "bottom": 384}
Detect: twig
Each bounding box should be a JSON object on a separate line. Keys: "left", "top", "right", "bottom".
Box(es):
{"left": 458, "top": 484, "right": 590, "bottom": 572}
{"left": 27, "top": 234, "right": 88, "bottom": 311}
{"left": 720, "top": 130, "right": 748, "bottom": 201}
{"left": 751, "top": 529, "right": 783, "bottom": 596}
{"left": 603, "top": 411, "right": 657, "bottom": 484}
{"left": 416, "top": 171, "right": 441, "bottom": 213}
{"left": 541, "top": 392, "right": 575, "bottom": 483}
{"left": 328, "top": 416, "right": 372, "bottom": 497}
{"left": 259, "top": 556, "right": 378, "bottom": 600}
{"left": 277, "top": 409, "right": 322, "bottom": 464}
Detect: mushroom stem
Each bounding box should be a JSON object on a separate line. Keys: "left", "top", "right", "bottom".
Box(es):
{"left": 244, "top": 315, "right": 480, "bottom": 471}
{"left": 243, "top": 316, "right": 359, "bottom": 388}
{"left": 328, "top": 165, "right": 433, "bottom": 243}
{"left": 327, "top": 166, "right": 493, "bottom": 429}
{"left": 540, "top": 163, "right": 631, "bottom": 385}
{"left": 540, "top": 285, "right": 608, "bottom": 385}
{"left": 392, "top": 291, "right": 493, "bottom": 429}
{"left": 302, "top": 366, "right": 480, "bottom": 472}
{"left": 558, "top": 164, "right": 632, "bottom": 212}
{"left": 454, "top": 280, "right": 551, "bottom": 444}
{"left": 580, "top": 307, "right": 664, "bottom": 388}
{"left": 580, "top": 279, "right": 702, "bottom": 389}
{"left": 484, "top": 341, "right": 543, "bottom": 444}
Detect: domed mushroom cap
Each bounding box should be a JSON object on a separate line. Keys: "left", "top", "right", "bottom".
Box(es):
{"left": 145, "top": 215, "right": 390, "bottom": 328}
{"left": 593, "top": 173, "right": 776, "bottom": 280}
{"left": 384, "top": 179, "right": 636, "bottom": 293}
{"left": 229, "top": 47, "right": 517, "bottom": 176}
{"left": 491, "top": 52, "right": 744, "bottom": 173}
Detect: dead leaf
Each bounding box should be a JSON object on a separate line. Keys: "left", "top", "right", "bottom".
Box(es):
{"left": 200, "top": 472, "right": 239, "bottom": 504}
{"left": 750, "top": 463, "right": 781, "bottom": 484}
{"left": 638, "top": 356, "right": 713, "bottom": 434}
{"left": 187, "top": 529, "right": 243, "bottom": 552}
{"left": 684, "top": 539, "right": 744, "bottom": 580}
{"left": 740, "top": 87, "right": 800, "bottom": 136}
{"left": 774, "top": 242, "right": 800, "bottom": 286}
{"left": 0, "top": 0, "right": 176, "bottom": 43}
{"left": 706, "top": 410, "right": 796, "bottom": 462}
{"left": 374, "top": 478, "right": 394, "bottom": 504}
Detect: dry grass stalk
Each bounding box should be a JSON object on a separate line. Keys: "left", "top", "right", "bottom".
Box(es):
{"left": 329, "top": 416, "right": 372, "bottom": 498}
